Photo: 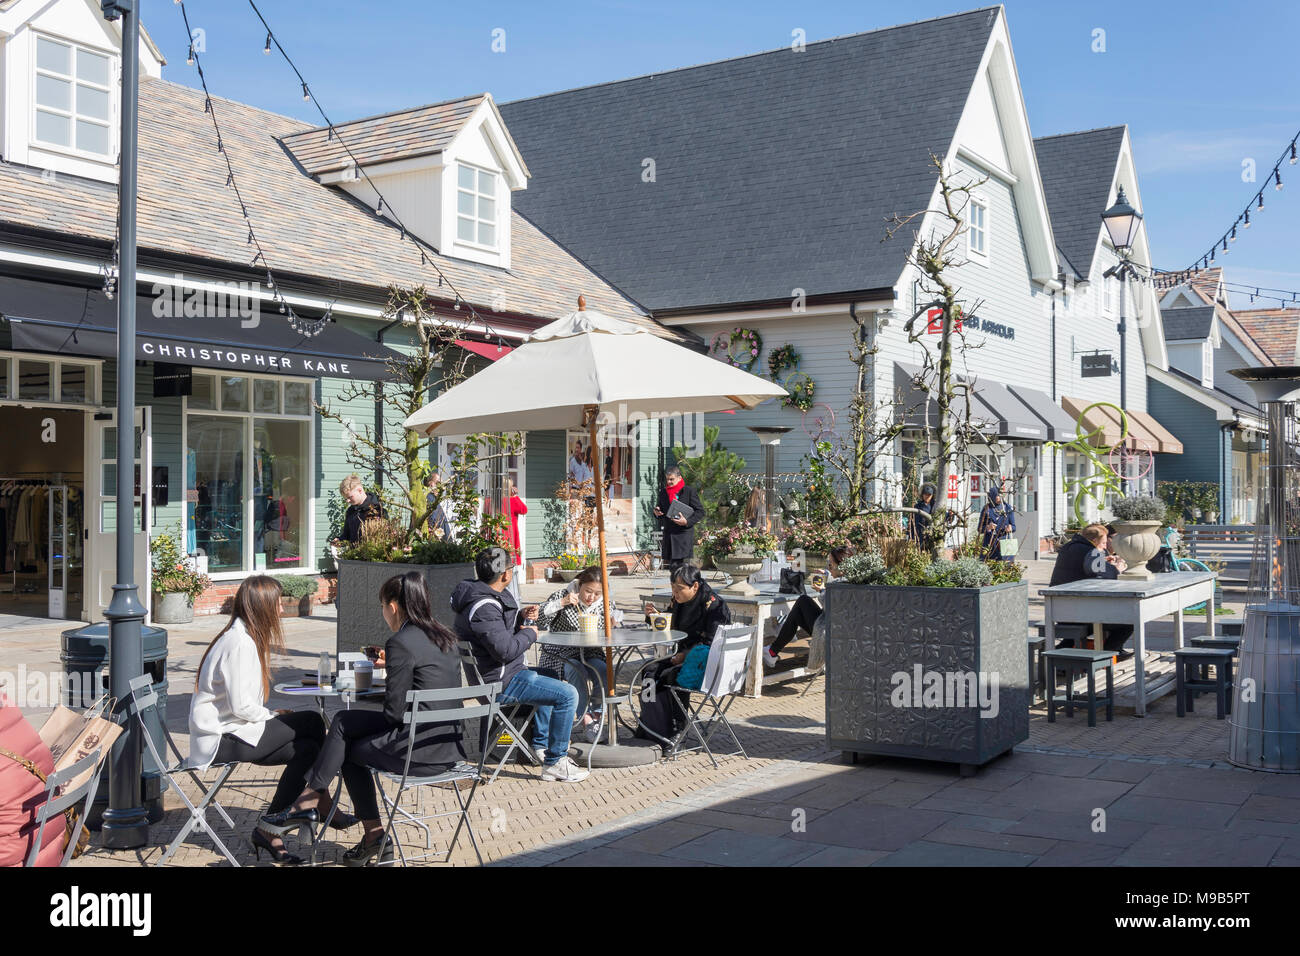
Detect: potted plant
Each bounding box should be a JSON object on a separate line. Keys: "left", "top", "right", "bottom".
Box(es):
{"left": 1110, "top": 494, "right": 1168, "bottom": 580}
{"left": 824, "top": 543, "right": 1029, "bottom": 774}
{"left": 783, "top": 518, "right": 847, "bottom": 570}
{"left": 701, "top": 525, "right": 779, "bottom": 595}
{"left": 555, "top": 549, "right": 597, "bottom": 582}
{"left": 149, "top": 526, "right": 211, "bottom": 625}
{"left": 277, "top": 575, "right": 319, "bottom": 617}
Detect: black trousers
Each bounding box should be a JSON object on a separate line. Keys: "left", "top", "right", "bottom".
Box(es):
{"left": 634, "top": 658, "right": 688, "bottom": 741}
{"left": 770, "top": 594, "right": 822, "bottom": 655}
{"left": 213, "top": 710, "right": 324, "bottom": 814}
{"left": 305, "top": 709, "right": 453, "bottom": 821}
{"left": 1056, "top": 624, "right": 1134, "bottom": 652}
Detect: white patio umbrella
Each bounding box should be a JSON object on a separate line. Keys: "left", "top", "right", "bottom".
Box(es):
{"left": 405, "top": 296, "right": 786, "bottom": 694}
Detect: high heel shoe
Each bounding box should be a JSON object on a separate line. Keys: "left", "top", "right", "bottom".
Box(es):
{"left": 260, "top": 806, "right": 319, "bottom": 830}
{"left": 327, "top": 810, "right": 360, "bottom": 831}
{"left": 341, "top": 833, "right": 395, "bottom": 867}
{"left": 252, "top": 828, "right": 304, "bottom": 866}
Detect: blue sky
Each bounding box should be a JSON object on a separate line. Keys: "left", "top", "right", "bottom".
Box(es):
{"left": 158, "top": 1, "right": 1299, "bottom": 309}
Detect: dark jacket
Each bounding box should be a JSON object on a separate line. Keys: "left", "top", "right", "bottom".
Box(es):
{"left": 1050, "top": 534, "right": 1118, "bottom": 586}
{"left": 908, "top": 498, "right": 934, "bottom": 544}
{"left": 657, "top": 484, "right": 705, "bottom": 561}
{"left": 450, "top": 578, "right": 535, "bottom": 688}
{"left": 342, "top": 493, "right": 385, "bottom": 543}
{"left": 664, "top": 581, "right": 731, "bottom": 653}
{"left": 372, "top": 622, "right": 465, "bottom": 770}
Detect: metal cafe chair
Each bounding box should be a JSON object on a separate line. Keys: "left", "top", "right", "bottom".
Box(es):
{"left": 372, "top": 683, "right": 500, "bottom": 867}
{"left": 23, "top": 746, "right": 105, "bottom": 867}
{"left": 126, "top": 673, "right": 246, "bottom": 867}
{"left": 457, "top": 643, "right": 541, "bottom": 783}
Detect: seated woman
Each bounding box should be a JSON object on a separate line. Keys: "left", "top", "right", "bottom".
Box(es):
{"left": 635, "top": 564, "right": 731, "bottom": 742}
{"left": 189, "top": 575, "right": 330, "bottom": 866}
{"left": 536, "top": 565, "right": 620, "bottom": 743}
{"left": 762, "top": 547, "right": 849, "bottom": 669}
{"left": 263, "top": 571, "right": 464, "bottom": 867}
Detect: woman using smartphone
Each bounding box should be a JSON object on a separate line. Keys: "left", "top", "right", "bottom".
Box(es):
{"left": 263, "top": 572, "right": 465, "bottom": 866}
{"left": 189, "top": 575, "right": 333, "bottom": 865}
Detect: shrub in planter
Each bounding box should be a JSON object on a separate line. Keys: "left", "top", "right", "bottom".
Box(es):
{"left": 277, "top": 574, "right": 318, "bottom": 617}
{"left": 150, "top": 525, "right": 211, "bottom": 624}
{"left": 1112, "top": 495, "right": 1168, "bottom": 522}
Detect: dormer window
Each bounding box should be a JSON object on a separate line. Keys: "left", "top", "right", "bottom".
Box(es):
{"left": 33, "top": 35, "right": 114, "bottom": 158}
{"left": 457, "top": 163, "right": 497, "bottom": 249}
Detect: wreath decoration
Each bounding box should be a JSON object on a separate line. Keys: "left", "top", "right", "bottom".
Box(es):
{"left": 711, "top": 327, "right": 763, "bottom": 371}
{"left": 782, "top": 371, "right": 816, "bottom": 411}
{"left": 767, "top": 343, "right": 800, "bottom": 379}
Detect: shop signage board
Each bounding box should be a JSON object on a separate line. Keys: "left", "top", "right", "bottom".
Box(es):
{"left": 1081, "top": 353, "right": 1113, "bottom": 377}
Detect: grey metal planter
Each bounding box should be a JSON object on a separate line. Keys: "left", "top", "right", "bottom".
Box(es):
{"left": 824, "top": 580, "right": 1029, "bottom": 773}
{"left": 335, "top": 560, "right": 475, "bottom": 658}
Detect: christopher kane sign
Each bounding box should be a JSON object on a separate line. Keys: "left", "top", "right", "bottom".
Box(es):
{"left": 138, "top": 340, "right": 353, "bottom": 375}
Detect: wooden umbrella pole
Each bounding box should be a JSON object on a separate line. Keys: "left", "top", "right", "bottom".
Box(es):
{"left": 586, "top": 405, "right": 617, "bottom": 696}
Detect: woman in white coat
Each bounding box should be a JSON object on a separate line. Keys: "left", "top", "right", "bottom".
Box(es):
{"left": 189, "top": 575, "right": 335, "bottom": 864}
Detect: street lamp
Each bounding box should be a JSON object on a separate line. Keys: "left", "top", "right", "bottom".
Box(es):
{"left": 1101, "top": 185, "right": 1144, "bottom": 422}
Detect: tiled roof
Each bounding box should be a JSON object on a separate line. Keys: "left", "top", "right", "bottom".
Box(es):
{"left": 499, "top": 7, "right": 1001, "bottom": 313}
{"left": 1157, "top": 268, "right": 1273, "bottom": 365}
{"left": 1234, "top": 308, "right": 1300, "bottom": 365}
{"left": 281, "top": 94, "right": 487, "bottom": 177}
{"left": 0, "top": 77, "right": 662, "bottom": 333}
{"left": 1032, "top": 126, "right": 1126, "bottom": 282}
{"left": 1162, "top": 305, "right": 1216, "bottom": 341}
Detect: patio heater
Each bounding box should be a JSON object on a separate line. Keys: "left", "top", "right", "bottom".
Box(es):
{"left": 1227, "top": 366, "right": 1300, "bottom": 772}
{"left": 748, "top": 426, "right": 792, "bottom": 536}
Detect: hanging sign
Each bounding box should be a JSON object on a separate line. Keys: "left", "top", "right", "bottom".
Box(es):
{"left": 947, "top": 473, "right": 960, "bottom": 500}
{"left": 154, "top": 363, "right": 193, "bottom": 397}
{"left": 1081, "top": 354, "right": 1113, "bottom": 378}
{"left": 926, "top": 307, "right": 963, "bottom": 334}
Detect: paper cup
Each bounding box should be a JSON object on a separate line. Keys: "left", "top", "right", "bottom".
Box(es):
{"left": 353, "top": 660, "right": 374, "bottom": 692}
{"left": 650, "top": 613, "right": 670, "bottom": 631}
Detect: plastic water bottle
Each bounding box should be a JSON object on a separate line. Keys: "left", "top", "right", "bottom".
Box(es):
{"left": 318, "top": 651, "right": 331, "bottom": 690}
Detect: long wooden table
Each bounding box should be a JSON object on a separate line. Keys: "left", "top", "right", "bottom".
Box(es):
{"left": 1039, "top": 571, "right": 1217, "bottom": 716}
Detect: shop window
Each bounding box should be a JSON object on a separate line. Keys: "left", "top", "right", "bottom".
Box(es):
{"left": 59, "top": 364, "right": 90, "bottom": 404}
{"left": 254, "top": 379, "right": 280, "bottom": 414}
{"left": 18, "top": 360, "right": 52, "bottom": 402}
{"left": 284, "top": 381, "right": 312, "bottom": 416}
{"left": 189, "top": 373, "right": 215, "bottom": 410}
{"left": 220, "top": 375, "right": 249, "bottom": 412}
{"left": 33, "top": 36, "right": 114, "bottom": 157}
{"left": 189, "top": 416, "right": 247, "bottom": 574}
{"left": 0, "top": 357, "right": 9, "bottom": 400}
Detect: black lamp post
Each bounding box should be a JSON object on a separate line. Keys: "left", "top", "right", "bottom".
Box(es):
{"left": 98, "top": 0, "right": 148, "bottom": 848}
{"left": 1100, "top": 186, "right": 1144, "bottom": 416}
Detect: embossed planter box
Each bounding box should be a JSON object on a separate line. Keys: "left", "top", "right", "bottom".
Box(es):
{"left": 824, "top": 580, "right": 1029, "bottom": 772}
{"left": 336, "top": 560, "right": 473, "bottom": 658}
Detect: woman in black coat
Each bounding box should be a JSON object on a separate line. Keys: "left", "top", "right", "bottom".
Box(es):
{"left": 635, "top": 565, "right": 731, "bottom": 741}
{"left": 262, "top": 571, "right": 465, "bottom": 866}
{"left": 654, "top": 466, "right": 705, "bottom": 570}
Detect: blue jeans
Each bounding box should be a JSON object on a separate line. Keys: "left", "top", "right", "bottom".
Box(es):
{"left": 500, "top": 668, "right": 579, "bottom": 765}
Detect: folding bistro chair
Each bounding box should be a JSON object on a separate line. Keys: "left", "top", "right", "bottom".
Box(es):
{"left": 457, "top": 644, "right": 541, "bottom": 783}
{"left": 126, "top": 673, "right": 246, "bottom": 867}
{"left": 666, "top": 624, "right": 754, "bottom": 767}
{"left": 372, "top": 683, "right": 500, "bottom": 866}
{"left": 23, "top": 746, "right": 105, "bottom": 867}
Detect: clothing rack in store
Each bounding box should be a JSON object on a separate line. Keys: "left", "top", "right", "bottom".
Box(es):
{"left": 0, "top": 475, "right": 81, "bottom": 594}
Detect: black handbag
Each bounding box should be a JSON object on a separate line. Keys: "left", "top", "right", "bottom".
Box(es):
{"left": 1147, "top": 547, "right": 1175, "bottom": 574}
{"left": 779, "top": 568, "right": 806, "bottom": 594}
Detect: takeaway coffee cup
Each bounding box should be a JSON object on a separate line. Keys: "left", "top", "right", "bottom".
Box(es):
{"left": 353, "top": 660, "right": 374, "bottom": 692}
{"left": 650, "top": 613, "right": 670, "bottom": 631}
{"left": 810, "top": 571, "right": 826, "bottom": 589}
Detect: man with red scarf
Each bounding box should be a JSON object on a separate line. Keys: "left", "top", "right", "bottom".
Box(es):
{"left": 653, "top": 465, "right": 704, "bottom": 571}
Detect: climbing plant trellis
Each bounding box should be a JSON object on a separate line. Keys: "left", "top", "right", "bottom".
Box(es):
{"left": 1048, "top": 401, "right": 1130, "bottom": 527}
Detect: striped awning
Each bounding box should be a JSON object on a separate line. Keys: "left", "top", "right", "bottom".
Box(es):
{"left": 1060, "top": 397, "right": 1183, "bottom": 454}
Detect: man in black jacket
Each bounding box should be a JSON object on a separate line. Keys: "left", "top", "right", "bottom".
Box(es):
{"left": 1049, "top": 523, "right": 1133, "bottom": 658}
{"left": 338, "top": 474, "right": 385, "bottom": 544}
{"left": 450, "top": 548, "right": 589, "bottom": 783}
{"left": 655, "top": 466, "right": 705, "bottom": 571}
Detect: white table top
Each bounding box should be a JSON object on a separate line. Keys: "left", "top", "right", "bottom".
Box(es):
{"left": 537, "top": 627, "right": 685, "bottom": 649}
{"left": 651, "top": 585, "right": 800, "bottom": 606}
{"left": 1040, "top": 571, "right": 1216, "bottom": 599}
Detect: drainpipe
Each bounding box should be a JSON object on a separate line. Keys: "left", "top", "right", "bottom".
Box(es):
{"left": 849, "top": 302, "right": 878, "bottom": 507}
{"left": 1221, "top": 420, "right": 1236, "bottom": 521}
{"left": 1050, "top": 287, "right": 1059, "bottom": 535}
{"left": 375, "top": 315, "right": 403, "bottom": 488}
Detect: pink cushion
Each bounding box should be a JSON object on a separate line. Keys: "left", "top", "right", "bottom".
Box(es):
{"left": 0, "top": 697, "right": 64, "bottom": 867}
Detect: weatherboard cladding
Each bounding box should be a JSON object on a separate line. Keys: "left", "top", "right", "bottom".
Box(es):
{"left": 499, "top": 7, "right": 1001, "bottom": 313}
{"left": 1032, "top": 126, "right": 1126, "bottom": 283}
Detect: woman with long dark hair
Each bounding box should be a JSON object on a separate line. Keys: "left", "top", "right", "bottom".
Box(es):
{"left": 189, "top": 575, "right": 329, "bottom": 865}
{"left": 262, "top": 572, "right": 464, "bottom": 866}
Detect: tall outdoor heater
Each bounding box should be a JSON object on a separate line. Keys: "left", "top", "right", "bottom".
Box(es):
{"left": 98, "top": 0, "right": 149, "bottom": 845}
{"left": 1227, "top": 366, "right": 1300, "bottom": 772}
{"left": 748, "top": 426, "right": 791, "bottom": 536}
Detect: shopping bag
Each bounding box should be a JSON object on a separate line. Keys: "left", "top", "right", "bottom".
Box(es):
{"left": 39, "top": 695, "right": 121, "bottom": 795}
{"left": 999, "top": 537, "right": 1020, "bottom": 558}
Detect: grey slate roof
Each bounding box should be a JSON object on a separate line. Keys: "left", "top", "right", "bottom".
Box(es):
{"left": 499, "top": 7, "right": 1002, "bottom": 314}
{"left": 1165, "top": 367, "right": 1261, "bottom": 418}
{"left": 1162, "top": 305, "right": 1217, "bottom": 342}
{"left": 1033, "top": 126, "right": 1126, "bottom": 282}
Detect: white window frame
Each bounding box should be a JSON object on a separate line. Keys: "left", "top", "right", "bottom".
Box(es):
{"left": 30, "top": 32, "right": 117, "bottom": 161}
{"left": 967, "top": 196, "right": 989, "bottom": 262}
{"left": 1103, "top": 274, "right": 1114, "bottom": 314}
{"left": 183, "top": 371, "right": 316, "bottom": 579}
{"left": 455, "top": 162, "right": 499, "bottom": 251}
{"left": 0, "top": 351, "right": 102, "bottom": 407}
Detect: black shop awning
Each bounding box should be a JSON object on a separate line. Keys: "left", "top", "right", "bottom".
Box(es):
{"left": 1, "top": 276, "right": 403, "bottom": 380}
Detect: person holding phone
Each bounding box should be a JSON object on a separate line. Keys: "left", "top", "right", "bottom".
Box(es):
{"left": 654, "top": 466, "right": 704, "bottom": 572}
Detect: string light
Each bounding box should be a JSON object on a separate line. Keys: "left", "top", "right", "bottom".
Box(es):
{"left": 1292, "top": 141, "right": 1298, "bottom": 165}
{"left": 263, "top": 33, "right": 272, "bottom": 54}
{"left": 1230, "top": 224, "right": 1237, "bottom": 242}
{"left": 1275, "top": 168, "right": 1284, "bottom": 191}
{"left": 1244, "top": 209, "right": 1251, "bottom": 228}
{"left": 245, "top": 0, "right": 513, "bottom": 353}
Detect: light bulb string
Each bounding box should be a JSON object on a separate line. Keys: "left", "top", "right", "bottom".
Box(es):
{"left": 1166, "top": 127, "right": 1300, "bottom": 280}
{"left": 246, "top": 0, "right": 511, "bottom": 353}
{"left": 1151, "top": 271, "right": 1300, "bottom": 309}
{"left": 175, "top": 0, "right": 327, "bottom": 337}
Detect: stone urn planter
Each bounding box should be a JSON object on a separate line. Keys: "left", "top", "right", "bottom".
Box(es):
{"left": 335, "top": 559, "right": 475, "bottom": 658}
{"left": 713, "top": 551, "right": 765, "bottom": 595}
{"left": 1111, "top": 521, "right": 1163, "bottom": 581}
{"left": 556, "top": 569, "right": 581, "bottom": 583}
{"left": 152, "top": 591, "right": 194, "bottom": 625}
{"left": 824, "top": 580, "right": 1029, "bottom": 774}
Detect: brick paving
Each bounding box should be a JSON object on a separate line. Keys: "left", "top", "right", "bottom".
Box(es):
{"left": 4, "top": 559, "right": 1297, "bottom": 866}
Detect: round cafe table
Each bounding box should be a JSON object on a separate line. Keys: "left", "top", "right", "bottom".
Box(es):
{"left": 537, "top": 626, "right": 685, "bottom": 768}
